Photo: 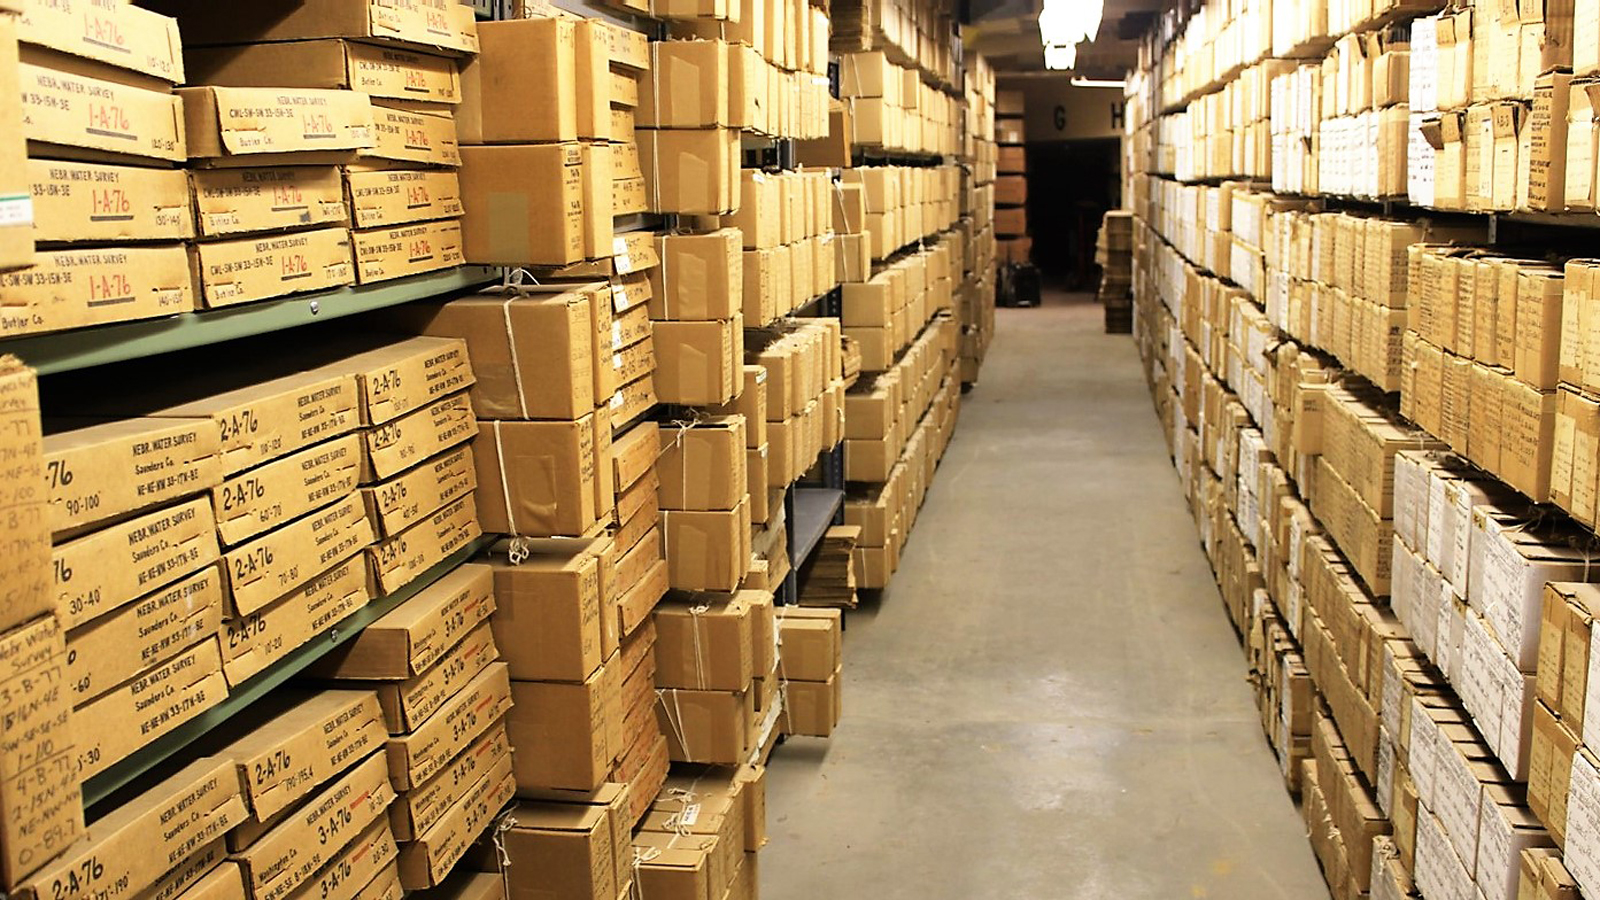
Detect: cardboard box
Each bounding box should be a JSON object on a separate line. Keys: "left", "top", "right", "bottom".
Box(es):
{"left": 474, "top": 417, "right": 599, "bottom": 537}
{"left": 283, "top": 819, "right": 398, "bottom": 900}
{"left": 179, "top": 87, "right": 374, "bottom": 163}
{"left": 498, "top": 804, "right": 616, "bottom": 900}
{"left": 360, "top": 443, "right": 476, "bottom": 540}
{"left": 777, "top": 609, "right": 840, "bottom": 681}
{"left": 18, "top": 0, "right": 182, "bottom": 83}
{"left": 367, "top": 492, "right": 480, "bottom": 595}
{"left": 43, "top": 416, "right": 221, "bottom": 537}
{"left": 221, "top": 552, "right": 368, "bottom": 686}
{"left": 486, "top": 539, "right": 604, "bottom": 683}
{"left": 13, "top": 756, "right": 245, "bottom": 900}
{"left": 374, "top": 618, "right": 496, "bottom": 733}
{"left": 386, "top": 662, "right": 511, "bottom": 790}
{"left": 361, "top": 392, "right": 475, "bottom": 483}
{"left": 185, "top": 40, "right": 459, "bottom": 106}
{"left": 160, "top": 0, "right": 479, "bottom": 56}
{"left": 313, "top": 562, "right": 493, "bottom": 680}
{"left": 654, "top": 687, "right": 751, "bottom": 764}
{"left": 29, "top": 159, "right": 194, "bottom": 243}
{"left": 662, "top": 499, "right": 751, "bottom": 592}
{"left": 0, "top": 244, "right": 195, "bottom": 337}
{"left": 657, "top": 416, "right": 747, "bottom": 511}
{"left": 611, "top": 420, "right": 659, "bottom": 493}
{"left": 638, "top": 40, "right": 728, "bottom": 128}
{"left": 211, "top": 432, "right": 360, "bottom": 546}
{"left": 331, "top": 336, "right": 475, "bottom": 427}
{"left": 1528, "top": 72, "right": 1573, "bottom": 211}
{"left": 366, "top": 105, "right": 459, "bottom": 168}
{"left": 190, "top": 167, "right": 347, "bottom": 238}
{"left": 192, "top": 227, "right": 354, "bottom": 308}
{"left": 0, "top": 615, "right": 79, "bottom": 889}
{"left": 233, "top": 751, "right": 394, "bottom": 900}
{"left": 654, "top": 595, "right": 753, "bottom": 691}
{"left": 397, "top": 751, "right": 513, "bottom": 891}
{"left": 74, "top": 637, "right": 227, "bottom": 779}
{"left": 458, "top": 143, "right": 584, "bottom": 266}
{"left": 135, "top": 845, "right": 239, "bottom": 900}
{"left": 223, "top": 491, "right": 371, "bottom": 616}
{"left": 20, "top": 61, "right": 184, "bottom": 163}
{"left": 647, "top": 228, "right": 742, "bottom": 321}
{"left": 53, "top": 495, "right": 219, "bottom": 629}
{"left": 457, "top": 17, "right": 574, "bottom": 144}
{"left": 344, "top": 167, "right": 463, "bottom": 230}
{"left": 780, "top": 666, "right": 841, "bottom": 736}
{"left": 638, "top": 128, "right": 739, "bottom": 215}
{"left": 507, "top": 667, "right": 616, "bottom": 792}
{"left": 352, "top": 219, "right": 463, "bottom": 285}
{"left": 67, "top": 563, "right": 222, "bottom": 705}
{"left": 204, "top": 688, "right": 386, "bottom": 822}
{"left": 391, "top": 723, "right": 507, "bottom": 843}
{"left": 388, "top": 288, "right": 595, "bottom": 420}
{"left": 653, "top": 317, "right": 743, "bottom": 406}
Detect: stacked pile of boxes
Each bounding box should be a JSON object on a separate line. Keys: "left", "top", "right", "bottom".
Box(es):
{"left": 1096, "top": 211, "right": 1134, "bottom": 333}
{"left": 724, "top": 172, "right": 842, "bottom": 326}
{"left": 1125, "top": 0, "right": 1600, "bottom": 893}
{"left": 836, "top": 50, "right": 959, "bottom": 156}
{"left": 957, "top": 57, "right": 998, "bottom": 384}
{"left": 992, "top": 90, "right": 1028, "bottom": 263}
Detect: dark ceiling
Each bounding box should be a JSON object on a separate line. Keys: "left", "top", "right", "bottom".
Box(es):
{"left": 964, "top": 0, "right": 1167, "bottom": 77}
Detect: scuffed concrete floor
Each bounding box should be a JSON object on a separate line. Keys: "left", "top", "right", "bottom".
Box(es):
{"left": 760, "top": 292, "right": 1331, "bottom": 899}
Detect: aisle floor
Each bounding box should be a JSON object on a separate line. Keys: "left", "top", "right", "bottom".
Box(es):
{"left": 760, "top": 292, "right": 1331, "bottom": 899}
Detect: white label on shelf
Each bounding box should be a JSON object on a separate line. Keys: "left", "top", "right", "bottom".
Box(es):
{"left": 0, "top": 195, "right": 34, "bottom": 227}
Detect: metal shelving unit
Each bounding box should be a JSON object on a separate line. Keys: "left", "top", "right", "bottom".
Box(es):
{"left": 4, "top": 266, "right": 499, "bottom": 376}
{"left": 83, "top": 534, "right": 497, "bottom": 811}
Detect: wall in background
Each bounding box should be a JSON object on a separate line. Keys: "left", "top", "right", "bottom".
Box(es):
{"left": 1006, "top": 80, "right": 1125, "bottom": 142}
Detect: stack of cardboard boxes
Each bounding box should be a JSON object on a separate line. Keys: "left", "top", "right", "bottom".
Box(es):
{"left": 957, "top": 55, "right": 999, "bottom": 385}
{"left": 776, "top": 607, "right": 843, "bottom": 737}
{"left": 1096, "top": 211, "right": 1133, "bottom": 333}
{"left": 836, "top": 50, "right": 959, "bottom": 156}
{"left": 842, "top": 165, "right": 961, "bottom": 261}
{"left": 46, "top": 335, "right": 487, "bottom": 783}
{"left": 722, "top": 169, "right": 842, "bottom": 327}
{"left": 668, "top": 0, "right": 833, "bottom": 142}
{"left": 307, "top": 563, "right": 513, "bottom": 892}
{"left": 10, "top": 1, "right": 194, "bottom": 335}
{"left": 992, "top": 89, "right": 1028, "bottom": 263}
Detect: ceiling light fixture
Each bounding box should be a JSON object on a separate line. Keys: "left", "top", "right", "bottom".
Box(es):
{"left": 1038, "top": 0, "right": 1104, "bottom": 71}
{"left": 1070, "top": 76, "right": 1126, "bottom": 88}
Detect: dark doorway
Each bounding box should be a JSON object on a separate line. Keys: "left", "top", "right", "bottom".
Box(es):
{"left": 1025, "top": 137, "right": 1121, "bottom": 290}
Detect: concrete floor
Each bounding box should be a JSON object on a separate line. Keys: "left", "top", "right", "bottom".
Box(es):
{"left": 760, "top": 292, "right": 1331, "bottom": 900}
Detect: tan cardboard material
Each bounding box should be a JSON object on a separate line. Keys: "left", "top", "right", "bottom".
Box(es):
{"left": 385, "top": 662, "right": 511, "bottom": 791}
{"left": 375, "top": 620, "right": 497, "bottom": 734}
{"left": 185, "top": 40, "right": 459, "bottom": 105}
{"left": 169, "top": 862, "right": 247, "bottom": 900}
{"left": 0, "top": 17, "right": 25, "bottom": 273}
{"left": 653, "top": 687, "right": 751, "bottom": 764}
{"left": 0, "top": 244, "right": 195, "bottom": 337}
{"left": 214, "top": 433, "right": 361, "bottom": 547}
{"left": 0, "top": 615, "right": 80, "bottom": 889}
{"left": 385, "top": 288, "right": 595, "bottom": 420}
{"left": 366, "top": 105, "right": 459, "bottom": 167}
{"left": 206, "top": 688, "right": 386, "bottom": 823}
{"left": 657, "top": 416, "right": 747, "bottom": 511}
{"left": 310, "top": 562, "right": 493, "bottom": 679}
{"left": 361, "top": 391, "right": 476, "bottom": 482}
{"left": 647, "top": 228, "right": 742, "bottom": 321}
{"left": 66, "top": 564, "right": 223, "bottom": 705}
{"left": 53, "top": 495, "right": 219, "bottom": 630}
{"left": 458, "top": 143, "right": 585, "bottom": 266}
{"left": 652, "top": 317, "right": 742, "bottom": 406}
{"left": 397, "top": 752, "right": 514, "bottom": 890}
{"left": 473, "top": 417, "right": 599, "bottom": 538}
{"left": 361, "top": 443, "right": 476, "bottom": 540}
{"left": 179, "top": 87, "right": 374, "bottom": 162}
{"left": 280, "top": 819, "right": 397, "bottom": 900}
{"left": 390, "top": 723, "right": 508, "bottom": 843}
{"left": 637, "top": 128, "right": 739, "bottom": 215}
{"left": 192, "top": 227, "right": 355, "bottom": 309}
{"left": 496, "top": 804, "right": 615, "bottom": 900}
{"left": 221, "top": 553, "right": 368, "bottom": 686}
{"left": 344, "top": 167, "right": 462, "bottom": 229}
{"left": 130, "top": 840, "right": 232, "bottom": 900}
{"left": 352, "top": 219, "right": 464, "bottom": 285}
{"left": 661, "top": 499, "right": 751, "bottom": 592}
{"left": 457, "top": 18, "right": 574, "bottom": 144}
{"left": 222, "top": 491, "right": 372, "bottom": 616}
{"left": 190, "top": 167, "right": 347, "bottom": 238}
{"left": 231, "top": 751, "right": 394, "bottom": 900}
{"left": 507, "top": 666, "right": 616, "bottom": 793}
{"left": 611, "top": 420, "right": 659, "bottom": 493}
{"left": 29, "top": 159, "right": 194, "bottom": 243}
{"left": 13, "top": 756, "right": 245, "bottom": 900}
{"left": 366, "top": 491, "right": 480, "bottom": 595}
{"left": 18, "top": 0, "right": 182, "bottom": 83}
{"left": 654, "top": 594, "right": 753, "bottom": 691}
{"left": 487, "top": 539, "right": 604, "bottom": 683}
{"left": 158, "top": 1, "right": 479, "bottom": 56}
{"left": 0, "top": 362, "right": 50, "bottom": 635}
{"left": 20, "top": 60, "right": 184, "bottom": 163}
{"left": 74, "top": 638, "right": 228, "bottom": 779}
{"left": 43, "top": 415, "right": 221, "bottom": 536}
{"left": 637, "top": 40, "right": 728, "bottom": 128}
